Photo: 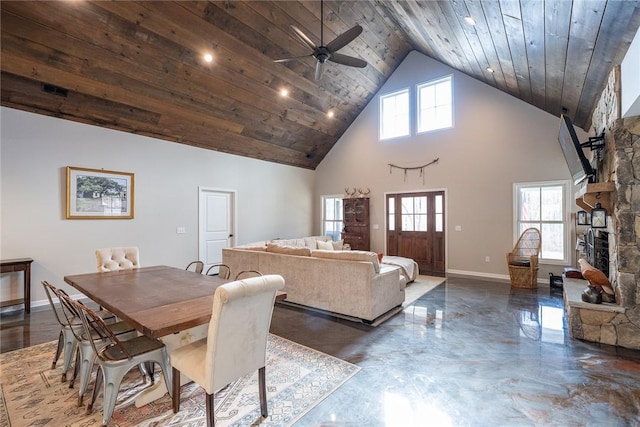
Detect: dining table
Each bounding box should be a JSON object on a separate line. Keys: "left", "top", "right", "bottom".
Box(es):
{"left": 64, "top": 265, "right": 286, "bottom": 407}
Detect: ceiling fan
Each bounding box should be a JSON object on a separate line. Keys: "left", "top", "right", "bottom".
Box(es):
{"left": 274, "top": 0, "right": 367, "bottom": 80}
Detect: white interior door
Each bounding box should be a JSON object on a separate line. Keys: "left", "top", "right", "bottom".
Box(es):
{"left": 199, "top": 188, "right": 235, "bottom": 273}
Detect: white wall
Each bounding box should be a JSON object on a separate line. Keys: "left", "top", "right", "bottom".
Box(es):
{"left": 315, "top": 51, "right": 588, "bottom": 280}
{"left": 621, "top": 27, "right": 640, "bottom": 118}
{"left": 1, "top": 107, "right": 314, "bottom": 306}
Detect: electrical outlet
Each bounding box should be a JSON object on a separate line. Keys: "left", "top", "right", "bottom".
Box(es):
{"left": 176, "top": 227, "right": 186, "bottom": 234}
{"left": 485, "top": 256, "right": 490, "bottom": 262}
{"left": 455, "top": 225, "right": 462, "bottom": 231}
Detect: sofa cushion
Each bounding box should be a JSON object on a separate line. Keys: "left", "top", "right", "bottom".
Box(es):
{"left": 303, "top": 235, "right": 332, "bottom": 248}
{"left": 266, "top": 242, "right": 311, "bottom": 256}
{"left": 271, "top": 238, "right": 307, "bottom": 247}
{"left": 317, "top": 240, "right": 334, "bottom": 250}
{"left": 311, "top": 250, "right": 380, "bottom": 273}
{"left": 332, "top": 239, "right": 345, "bottom": 250}
{"left": 236, "top": 245, "right": 267, "bottom": 252}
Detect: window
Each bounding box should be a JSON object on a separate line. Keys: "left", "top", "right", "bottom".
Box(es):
{"left": 379, "top": 88, "right": 410, "bottom": 140}
{"left": 514, "top": 181, "right": 570, "bottom": 263}
{"left": 322, "top": 196, "right": 343, "bottom": 241}
{"left": 417, "top": 75, "right": 452, "bottom": 133}
{"left": 401, "top": 196, "right": 427, "bottom": 231}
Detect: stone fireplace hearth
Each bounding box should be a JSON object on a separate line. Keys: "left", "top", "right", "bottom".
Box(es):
{"left": 564, "top": 67, "right": 640, "bottom": 350}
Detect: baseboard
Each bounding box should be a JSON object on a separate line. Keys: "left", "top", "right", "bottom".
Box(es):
{"left": 446, "top": 269, "right": 548, "bottom": 285}
{"left": 1, "top": 292, "right": 98, "bottom": 314}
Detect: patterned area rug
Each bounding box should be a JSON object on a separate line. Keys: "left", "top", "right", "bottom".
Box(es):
{"left": 0, "top": 334, "right": 360, "bottom": 426}
{"left": 403, "top": 275, "right": 446, "bottom": 307}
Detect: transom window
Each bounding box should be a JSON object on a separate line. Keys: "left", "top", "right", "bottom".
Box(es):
{"left": 417, "top": 75, "right": 453, "bottom": 133}
{"left": 514, "top": 181, "right": 570, "bottom": 264}
{"left": 379, "top": 88, "right": 410, "bottom": 140}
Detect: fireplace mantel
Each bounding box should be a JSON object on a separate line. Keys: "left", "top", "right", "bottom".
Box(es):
{"left": 574, "top": 182, "right": 615, "bottom": 213}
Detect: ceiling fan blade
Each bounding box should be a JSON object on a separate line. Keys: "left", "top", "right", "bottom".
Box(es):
{"left": 329, "top": 53, "right": 367, "bottom": 68}
{"left": 273, "top": 54, "right": 313, "bottom": 63}
{"left": 290, "top": 25, "right": 317, "bottom": 51}
{"left": 326, "top": 25, "right": 363, "bottom": 53}
{"left": 315, "top": 61, "right": 325, "bottom": 81}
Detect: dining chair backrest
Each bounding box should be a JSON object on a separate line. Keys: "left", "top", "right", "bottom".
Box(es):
{"left": 205, "top": 263, "right": 231, "bottom": 280}
{"left": 96, "top": 246, "right": 140, "bottom": 272}
{"left": 74, "top": 299, "right": 132, "bottom": 360}
{"left": 42, "top": 281, "right": 75, "bottom": 329}
{"left": 234, "top": 270, "right": 263, "bottom": 280}
{"left": 186, "top": 260, "right": 204, "bottom": 274}
{"left": 204, "top": 274, "right": 284, "bottom": 392}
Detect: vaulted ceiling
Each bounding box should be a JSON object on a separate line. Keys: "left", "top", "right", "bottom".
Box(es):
{"left": 2, "top": 1, "right": 639, "bottom": 169}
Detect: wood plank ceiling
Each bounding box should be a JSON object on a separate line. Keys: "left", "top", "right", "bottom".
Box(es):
{"left": 2, "top": 1, "right": 639, "bottom": 169}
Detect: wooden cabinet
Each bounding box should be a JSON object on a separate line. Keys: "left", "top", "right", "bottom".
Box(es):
{"left": 342, "top": 198, "right": 370, "bottom": 251}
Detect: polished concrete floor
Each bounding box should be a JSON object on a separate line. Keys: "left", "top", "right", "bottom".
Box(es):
{"left": 2, "top": 276, "right": 640, "bottom": 426}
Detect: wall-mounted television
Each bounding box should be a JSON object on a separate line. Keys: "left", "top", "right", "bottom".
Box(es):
{"left": 558, "top": 114, "right": 595, "bottom": 185}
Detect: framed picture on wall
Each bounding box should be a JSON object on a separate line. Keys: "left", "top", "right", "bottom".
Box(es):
{"left": 66, "top": 166, "right": 134, "bottom": 219}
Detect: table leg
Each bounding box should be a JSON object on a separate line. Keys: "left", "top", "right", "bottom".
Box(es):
{"left": 134, "top": 324, "right": 207, "bottom": 408}
{"left": 24, "top": 263, "right": 31, "bottom": 313}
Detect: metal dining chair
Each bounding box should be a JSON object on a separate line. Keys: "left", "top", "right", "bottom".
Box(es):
{"left": 50, "top": 285, "right": 142, "bottom": 407}
{"left": 170, "top": 274, "right": 285, "bottom": 427}
{"left": 234, "top": 270, "right": 263, "bottom": 280}
{"left": 73, "top": 300, "right": 173, "bottom": 426}
{"left": 41, "top": 281, "right": 115, "bottom": 382}
{"left": 205, "top": 263, "right": 231, "bottom": 279}
{"left": 186, "top": 260, "right": 204, "bottom": 274}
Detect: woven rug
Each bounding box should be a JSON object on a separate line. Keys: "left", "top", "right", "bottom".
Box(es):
{"left": 0, "top": 334, "right": 360, "bottom": 427}
{"left": 403, "top": 275, "right": 446, "bottom": 307}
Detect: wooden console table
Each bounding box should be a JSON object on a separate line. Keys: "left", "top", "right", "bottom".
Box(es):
{"left": 0, "top": 258, "right": 34, "bottom": 313}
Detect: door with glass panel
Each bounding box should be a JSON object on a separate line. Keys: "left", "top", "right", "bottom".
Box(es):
{"left": 386, "top": 191, "right": 445, "bottom": 276}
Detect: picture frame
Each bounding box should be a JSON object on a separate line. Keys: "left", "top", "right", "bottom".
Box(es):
{"left": 66, "top": 166, "right": 134, "bottom": 219}
{"left": 576, "top": 210, "right": 589, "bottom": 226}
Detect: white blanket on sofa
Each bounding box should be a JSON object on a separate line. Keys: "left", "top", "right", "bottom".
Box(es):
{"left": 381, "top": 256, "right": 418, "bottom": 283}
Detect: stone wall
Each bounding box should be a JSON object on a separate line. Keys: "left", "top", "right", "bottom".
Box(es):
{"left": 567, "top": 65, "right": 640, "bottom": 350}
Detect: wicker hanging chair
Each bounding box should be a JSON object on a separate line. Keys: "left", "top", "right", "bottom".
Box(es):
{"left": 506, "top": 228, "right": 541, "bottom": 288}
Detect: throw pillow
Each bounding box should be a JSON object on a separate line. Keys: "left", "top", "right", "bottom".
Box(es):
{"left": 317, "top": 240, "right": 334, "bottom": 250}
{"left": 331, "top": 239, "right": 344, "bottom": 250}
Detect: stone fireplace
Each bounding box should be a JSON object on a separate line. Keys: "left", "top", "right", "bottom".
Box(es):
{"left": 564, "top": 67, "right": 640, "bottom": 350}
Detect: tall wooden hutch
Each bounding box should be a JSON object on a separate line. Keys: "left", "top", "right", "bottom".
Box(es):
{"left": 342, "top": 197, "right": 370, "bottom": 251}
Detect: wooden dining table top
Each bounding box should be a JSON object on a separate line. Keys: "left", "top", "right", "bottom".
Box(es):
{"left": 64, "top": 265, "right": 283, "bottom": 339}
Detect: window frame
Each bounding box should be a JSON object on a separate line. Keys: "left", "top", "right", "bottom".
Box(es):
{"left": 321, "top": 195, "right": 343, "bottom": 241}
{"left": 513, "top": 180, "right": 571, "bottom": 265}
{"left": 379, "top": 87, "right": 410, "bottom": 141}
{"left": 416, "top": 75, "right": 453, "bottom": 134}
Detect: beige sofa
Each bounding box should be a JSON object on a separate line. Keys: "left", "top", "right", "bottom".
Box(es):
{"left": 222, "top": 237, "right": 406, "bottom": 323}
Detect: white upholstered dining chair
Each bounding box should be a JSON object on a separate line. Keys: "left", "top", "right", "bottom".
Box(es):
{"left": 96, "top": 246, "right": 140, "bottom": 272}
{"left": 170, "top": 274, "right": 285, "bottom": 427}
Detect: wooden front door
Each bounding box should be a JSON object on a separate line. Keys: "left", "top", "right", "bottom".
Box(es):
{"left": 386, "top": 191, "right": 445, "bottom": 276}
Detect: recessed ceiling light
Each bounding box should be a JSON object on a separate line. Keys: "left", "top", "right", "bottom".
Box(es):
{"left": 327, "top": 110, "right": 335, "bottom": 118}
{"left": 486, "top": 67, "right": 494, "bottom": 73}
{"left": 280, "top": 88, "right": 289, "bottom": 97}
{"left": 464, "top": 16, "right": 476, "bottom": 26}
{"left": 203, "top": 53, "right": 213, "bottom": 63}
